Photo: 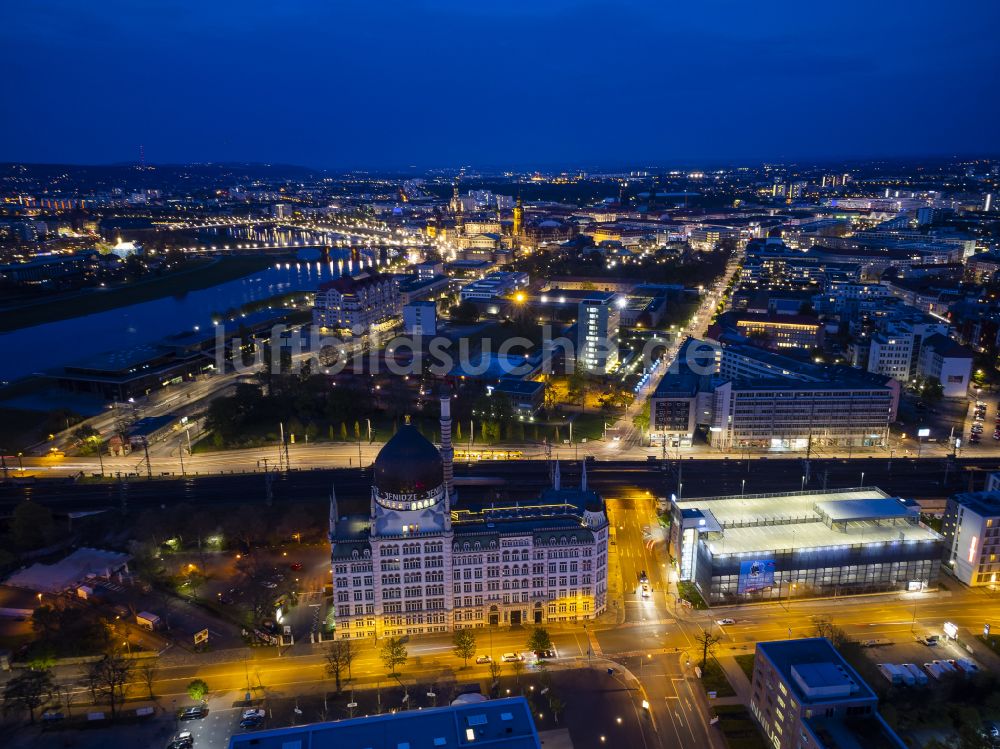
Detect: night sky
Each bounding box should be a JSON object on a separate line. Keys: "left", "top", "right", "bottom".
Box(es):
{"left": 2, "top": 1, "right": 998, "bottom": 169}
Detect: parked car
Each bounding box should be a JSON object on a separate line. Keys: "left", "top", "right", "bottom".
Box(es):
{"left": 240, "top": 715, "right": 264, "bottom": 729}
{"left": 242, "top": 708, "right": 265, "bottom": 720}
{"left": 475, "top": 655, "right": 492, "bottom": 664}
{"left": 167, "top": 732, "right": 194, "bottom": 749}
{"left": 501, "top": 652, "right": 524, "bottom": 663}
{"left": 178, "top": 706, "right": 207, "bottom": 720}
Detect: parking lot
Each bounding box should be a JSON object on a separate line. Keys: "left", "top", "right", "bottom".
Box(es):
{"left": 855, "top": 628, "right": 984, "bottom": 688}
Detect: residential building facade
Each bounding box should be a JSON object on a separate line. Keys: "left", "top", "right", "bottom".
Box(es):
{"left": 314, "top": 272, "right": 400, "bottom": 333}
{"left": 575, "top": 292, "right": 621, "bottom": 374}
{"left": 941, "top": 491, "right": 1000, "bottom": 587}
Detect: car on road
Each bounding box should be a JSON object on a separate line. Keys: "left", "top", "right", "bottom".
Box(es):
{"left": 262, "top": 581, "right": 278, "bottom": 589}
{"left": 167, "top": 732, "right": 194, "bottom": 749}
{"left": 501, "top": 652, "right": 524, "bottom": 662}
{"left": 716, "top": 618, "right": 736, "bottom": 626}
{"left": 534, "top": 649, "right": 556, "bottom": 659}
{"left": 289, "top": 563, "right": 303, "bottom": 571}
{"left": 638, "top": 570, "right": 649, "bottom": 584}
{"left": 640, "top": 583, "right": 651, "bottom": 598}
{"left": 861, "top": 638, "right": 892, "bottom": 647}
{"left": 475, "top": 655, "right": 492, "bottom": 664}
{"left": 178, "top": 706, "right": 208, "bottom": 720}
{"left": 919, "top": 635, "right": 940, "bottom": 646}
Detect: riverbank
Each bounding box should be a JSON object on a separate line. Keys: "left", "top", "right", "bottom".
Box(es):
{"left": 0, "top": 254, "right": 277, "bottom": 333}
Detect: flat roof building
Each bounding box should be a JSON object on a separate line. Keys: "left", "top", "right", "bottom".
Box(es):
{"left": 670, "top": 488, "right": 942, "bottom": 604}
{"left": 649, "top": 339, "right": 899, "bottom": 452}
{"left": 228, "top": 696, "right": 541, "bottom": 749}
{"left": 751, "top": 638, "right": 905, "bottom": 749}
{"left": 941, "top": 490, "right": 1000, "bottom": 587}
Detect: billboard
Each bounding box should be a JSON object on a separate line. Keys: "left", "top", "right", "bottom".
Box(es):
{"left": 737, "top": 559, "right": 776, "bottom": 594}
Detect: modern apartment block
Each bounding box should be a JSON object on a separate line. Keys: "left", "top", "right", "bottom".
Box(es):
{"left": 917, "top": 334, "right": 973, "bottom": 398}
{"left": 575, "top": 292, "right": 621, "bottom": 374}
{"left": 941, "top": 490, "right": 1000, "bottom": 586}
{"left": 750, "top": 638, "right": 905, "bottom": 749}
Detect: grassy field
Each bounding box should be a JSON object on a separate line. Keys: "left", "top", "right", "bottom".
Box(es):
{"left": 700, "top": 657, "right": 737, "bottom": 698}
{"left": 0, "top": 255, "right": 276, "bottom": 332}
{"left": 0, "top": 406, "right": 51, "bottom": 452}
{"left": 713, "top": 704, "right": 770, "bottom": 749}
{"left": 678, "top": 580, "right": 709, "bottom": 609}
{"left": 735, "top": 653, "right": 756, "bottom": 682}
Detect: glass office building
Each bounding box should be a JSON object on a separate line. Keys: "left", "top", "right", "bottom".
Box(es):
{"left": 670, "top": 488, "right": 942, "bottom": 605}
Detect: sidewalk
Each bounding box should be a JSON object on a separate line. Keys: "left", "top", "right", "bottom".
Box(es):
{"left": 715, "top": 655, "right": 752, "bottom": 706}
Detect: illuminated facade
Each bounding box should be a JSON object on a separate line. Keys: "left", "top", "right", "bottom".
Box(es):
{"left": 313, "top": 272, "right": 400, "bottom": 334}
{"left": 330, "top": 396, "right": 609, "bottom": 639}
{"left": 941, "top": 491, "right": 1000, "bottom": 587}
{"left": 670, "top": 488, "right": 942, "bottom": 605}
{"left": 575, "top": 293, "right": 621, "bottom": 374}
{"left": 732, "top": 313, "right": 824, "bottom": 350}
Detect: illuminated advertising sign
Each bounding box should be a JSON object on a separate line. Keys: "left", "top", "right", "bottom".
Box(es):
{"left": 737, "top": 559, "right": 776, "bottom": 594}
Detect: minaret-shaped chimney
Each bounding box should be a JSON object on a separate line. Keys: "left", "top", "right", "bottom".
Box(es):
{"left": 581, "top": 460, "right": 587, "bottom": 492}
{"left": 439, "top": 387, "right": 455, "bottom": 501}
{"left": 553, "top": 459, "right": 561, "bottom": 491}
{"left": 329, "top": 484, "right": 339, "bottom": 541}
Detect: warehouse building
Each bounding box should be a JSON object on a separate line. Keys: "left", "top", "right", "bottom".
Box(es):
{"left": 669, "top": 488, "right": 942, "bottom": 604}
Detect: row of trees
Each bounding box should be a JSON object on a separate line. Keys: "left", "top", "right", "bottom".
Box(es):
{"left": 2, "top": 652, "right": 209, "bottom": 725}
{"left": 323, "top": 627, "right": 556, "bottom": 692}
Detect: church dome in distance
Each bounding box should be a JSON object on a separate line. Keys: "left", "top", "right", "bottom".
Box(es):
{"left": 373, "top": 424, "right": 443, "bottom": 495}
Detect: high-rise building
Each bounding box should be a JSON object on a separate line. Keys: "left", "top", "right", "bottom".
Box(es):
{"left": 329, "top": 397, "right": 609, "bottom": 639}
{"left": 575, "top": 293, "right": 621, "bottom": 374}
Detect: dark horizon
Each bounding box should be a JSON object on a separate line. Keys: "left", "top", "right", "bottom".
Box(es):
{"left": 2, "top": 150, "right": 998, "bottom": 176}
{"left": 2, "top": 1, "right": 998, "bottom": 169}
